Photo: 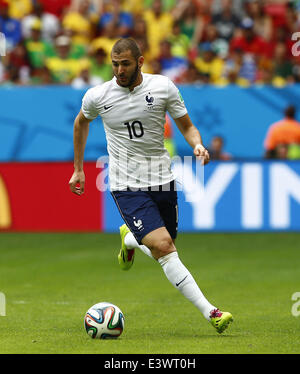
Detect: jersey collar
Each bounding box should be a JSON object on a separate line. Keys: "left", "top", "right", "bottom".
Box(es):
{"left": 113, "top": 73, "right": 145, "bottom": 93}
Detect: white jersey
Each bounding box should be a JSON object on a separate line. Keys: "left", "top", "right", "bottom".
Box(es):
{"left": 81, "top": 73, "right": 187, "bottom": 190}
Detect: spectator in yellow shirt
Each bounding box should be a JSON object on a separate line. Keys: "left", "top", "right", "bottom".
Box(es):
{"left": 121, "top": 0, "right": 144, "bottom": 16}
{"left": 194, "top": 44, "right": 224, "bottom": 84}
{"left": 143, "top": 0, "right": 174, "bottom": 59}
{"left": 45, "top": 35, "right": 87, "bottom": 84}
{"left": 62, "top": 0, "right": 93, "bottom": 48}
{"left": 24, "top": 19, "right": 55, "bottom": 70}
{"left": 168, "top": 21, "right": 190, "bottom": 59}
{"left": 90, "top": 22, "right": 119, "bottom": 64}
{"left": 7, "top": 0, "right": 32, "bottom": 19}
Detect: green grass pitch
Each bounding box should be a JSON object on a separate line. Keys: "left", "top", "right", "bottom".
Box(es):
{"left": 0, "top": 232, "right": 299, "bottom": 354}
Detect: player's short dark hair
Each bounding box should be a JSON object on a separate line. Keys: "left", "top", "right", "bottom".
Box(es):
{"left": 111, "top": 38, "right": 142, "bottom": 60}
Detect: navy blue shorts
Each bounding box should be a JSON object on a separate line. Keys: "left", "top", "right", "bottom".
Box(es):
{"left": 111, "top": 181, "right": 178, "bottom": 244}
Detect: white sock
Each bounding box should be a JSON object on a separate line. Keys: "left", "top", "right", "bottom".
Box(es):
{"left": 124, "top": 231, "right": 154, "bottom": 259}
{"left": 158, "top": 252, "right": 216, "bottom": 321}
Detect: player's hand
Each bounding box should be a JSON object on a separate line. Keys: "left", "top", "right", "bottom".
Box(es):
{"left": 69, "top": 170, "right": 85, "bottom": 196}
{"left": 194, "top": 144, "right": 210, "bottom": 165}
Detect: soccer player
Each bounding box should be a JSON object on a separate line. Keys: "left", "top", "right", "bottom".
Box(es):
{"left": 69, "top": 38, "right": 233, "bottom": 334}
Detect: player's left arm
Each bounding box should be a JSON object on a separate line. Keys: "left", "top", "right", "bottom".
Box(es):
{"left": 174, "top": 113, "right": 210, "bottom": 165}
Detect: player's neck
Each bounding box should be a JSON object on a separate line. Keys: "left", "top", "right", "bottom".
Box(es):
{"left": 128, "top": 72, "right": 143, "bottom": 92}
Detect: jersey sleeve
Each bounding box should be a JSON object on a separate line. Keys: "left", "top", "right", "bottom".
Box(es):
{"left": 166, "top": 78, "right": 188, "bottom": 120}
{"left": 81, "top": 87, "right": 99, "bottom": 120}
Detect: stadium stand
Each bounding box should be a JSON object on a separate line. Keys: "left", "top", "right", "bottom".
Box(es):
{"left": 0, "top": 0, "right": 299, "bottom": 87}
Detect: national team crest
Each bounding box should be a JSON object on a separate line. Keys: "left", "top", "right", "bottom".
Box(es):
{"left": 145, "top": 92, "right": 154, "bottom": 106}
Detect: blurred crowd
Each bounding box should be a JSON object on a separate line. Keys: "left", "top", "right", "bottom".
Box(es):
{"left": 0, "top": 0, "right": 300, "bottom": 87}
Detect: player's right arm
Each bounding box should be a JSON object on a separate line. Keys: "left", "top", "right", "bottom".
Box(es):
{"left": 69, "top": 110, "right": 92, "bottom": 195}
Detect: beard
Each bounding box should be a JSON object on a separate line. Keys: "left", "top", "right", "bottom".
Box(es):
{"left": 117, "top": 62, "right": 139, "bottom": 88}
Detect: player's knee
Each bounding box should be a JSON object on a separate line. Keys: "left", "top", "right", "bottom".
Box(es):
{"left": 150, "top": 236, "right": 175, "bottom": 260}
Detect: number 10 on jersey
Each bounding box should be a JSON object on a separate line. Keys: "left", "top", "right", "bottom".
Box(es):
{"left": 124, "top": 121, "right": 144, "bottom": 139}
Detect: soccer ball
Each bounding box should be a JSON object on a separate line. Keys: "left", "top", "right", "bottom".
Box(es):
{"left": 84, "top": 302, "right": 125, "bottom": 339}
